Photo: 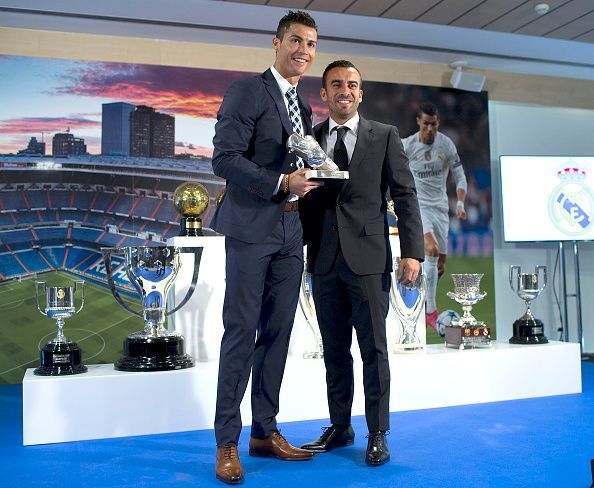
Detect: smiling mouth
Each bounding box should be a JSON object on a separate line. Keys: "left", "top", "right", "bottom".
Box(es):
{"left": 292, "top": 56, "right": 308, "bottom": 65}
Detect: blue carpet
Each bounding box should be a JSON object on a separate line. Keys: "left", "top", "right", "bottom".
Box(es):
{"left": 2, "top": 364, "right": 594, "bottom": 487}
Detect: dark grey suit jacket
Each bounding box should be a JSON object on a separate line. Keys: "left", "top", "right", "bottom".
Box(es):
{"left": 300, "top": 116, "right": 424, "bottom": 276}
{"left": 210, "top": 68, "right": 313, "bottom": 243}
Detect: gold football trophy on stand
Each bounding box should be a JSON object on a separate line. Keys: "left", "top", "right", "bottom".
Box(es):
{"left": 173, "top": 182, "right": 209, "bottom": 236}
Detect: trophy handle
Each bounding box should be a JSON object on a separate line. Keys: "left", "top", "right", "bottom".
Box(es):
{"left": 74, "top": 280, "right": 85, "bottom": 314}
{"left": 101, "top": 248, "right": 143, "bottom": 317}
{"left": 166, "top": 247, "right": 203, "bottom": 316}
{"left": 536, "top": 265, "right": 547, "bottom": 293}
{"left": 509, "top": 265, "right": 521, "bottom": 292}
{"left": 35, "top": 281, "right": 47, "bottom": 316}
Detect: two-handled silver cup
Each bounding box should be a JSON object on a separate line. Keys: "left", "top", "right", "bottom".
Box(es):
{"left": 509, "top": 265, "right": 548, "bottom": 344}
{"left": 34, "top": 280, "right": 88, "bottom": 375}
{"left": 391, "top": 257, "right": 426, "bottom": 353}
{"left": 286, "top": 133, "right": 349, "bottom": 180}
{"left": 445, "top": 273, "right": 491, "bottom": 349}
{"left": 102, "top": 245, "right": 202, "bottom": 371}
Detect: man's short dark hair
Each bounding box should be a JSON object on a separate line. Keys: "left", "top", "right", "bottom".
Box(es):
{"left": 322, "top": 60, "right": 363, "bottom": 88}
{"left": 276, "top": 10, "right": 317, "bottom": 40}
{"left": 418, "top": 102, "right": 439, "bottom": 118}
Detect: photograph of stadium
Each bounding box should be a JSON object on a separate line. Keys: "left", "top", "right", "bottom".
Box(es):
{"left": 0, "top": 54, "right": 492, "bottom": 384}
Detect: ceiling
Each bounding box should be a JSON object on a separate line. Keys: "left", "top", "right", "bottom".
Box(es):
{"left": 219, "top": 0, "right": 594, "bottom": 43}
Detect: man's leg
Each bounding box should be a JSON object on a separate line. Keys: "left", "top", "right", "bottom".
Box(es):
{"left": 424, "top": 231, "right": 441, "bottom": 331}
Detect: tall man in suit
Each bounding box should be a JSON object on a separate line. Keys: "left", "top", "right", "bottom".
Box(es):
{"left": 300, "top": 60, "right": 424, "bottom": 466}
{"left": 210, "top": 10, "right": 322, "bottom": 485}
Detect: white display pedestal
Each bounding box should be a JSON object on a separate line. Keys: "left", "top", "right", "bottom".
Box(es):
{"left": 22, "top": 341, "right": 581, "bottom": 445}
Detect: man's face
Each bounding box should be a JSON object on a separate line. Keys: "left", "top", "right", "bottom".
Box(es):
{"left": 320, "top": 67, "right": 363, "bottom": 124}
{"left": 272, "top": 23, "right": 317, "bottom": 83}
{"left": 417, "top": 113, "right": 439, "bottom": 145}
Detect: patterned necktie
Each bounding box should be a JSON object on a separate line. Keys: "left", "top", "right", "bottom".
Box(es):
{"left": 285, "top": 86, "right": 304, "bottom": 169}
{"left": 332, "top": 126, "right": 350, "bottom": 171}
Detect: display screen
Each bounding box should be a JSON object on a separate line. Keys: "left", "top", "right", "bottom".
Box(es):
{"left": 500, "top": 155, "right": 594, "bottom": 242}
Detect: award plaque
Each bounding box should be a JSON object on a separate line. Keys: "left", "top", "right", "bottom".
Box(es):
{"left": 173, "top": 182, "right": 210, "bottom": 237}
{"left": 102, "top": 245, "right": 202, "bottom": 371}
{"left": 391, "top": 257, "right": 426, "bottom": 353}
{"left": 286, "top": 133, "right": 349, "bottom": 180}
{"left": 34, "top": 280, "right": 87, "bottom": 376}
{"left": 445, "top": 273, "right": 491, "bottom": 350}
{"left": 509, "top": 265, "right": 548, "bottom": 344}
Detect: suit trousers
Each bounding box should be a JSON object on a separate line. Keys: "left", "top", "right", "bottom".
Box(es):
{"left": 312, "top": 251, "right": 391, "bottom": 432}
{"left": 214, "top": 211, "right": 303, "bottom": 446}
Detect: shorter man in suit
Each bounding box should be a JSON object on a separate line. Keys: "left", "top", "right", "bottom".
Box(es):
{"left": 300, "top": 60, "right": 424, "bottom": 466}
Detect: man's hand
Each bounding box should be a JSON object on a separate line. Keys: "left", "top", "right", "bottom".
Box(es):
{"left": 397, "top": 257, "right": 421, "bottom": 286}
{"left": 288, "top": 169, "right": 323, "bottom": 197}
{"left": 456, "top": 200, "right": 467, "bottom": 220}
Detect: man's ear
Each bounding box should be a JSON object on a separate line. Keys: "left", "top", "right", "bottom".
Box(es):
{"left": 320, "top": 87, "right": 327, "bottom": 102}
{"left": 272, "top": 36, "right": 280, "bottom": 53}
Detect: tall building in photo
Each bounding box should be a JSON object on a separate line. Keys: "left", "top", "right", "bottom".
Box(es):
{"left": 52, "top": 131, "right": 87, "bottom": 156}
{"left": 101, "top": 102, "right": 134, "bottom": 156}
{"left": 130, "top": 105, "right": 175, "bottom": 158}
{"left": 18, "top": 136, "right": 46, "bottom": 155}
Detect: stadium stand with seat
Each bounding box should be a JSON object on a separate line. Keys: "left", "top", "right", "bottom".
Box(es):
{"left": 26, "top": 190, "right": 48, "bottom": 209}
{"left": 0, "top": 253, "right": 26, "bottom": 278}
{"left": 40, "top": 247, "right": 67, "bottom": 270}
{"left": 18, "top": 249, "right": 52, "bottom": 274}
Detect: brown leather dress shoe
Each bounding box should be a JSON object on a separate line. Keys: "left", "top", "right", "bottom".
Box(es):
{"left": 249, "top": 431, "right": 314, "bottom": 460}
{"left": 216, "top": 445, "right": 244, "bottom": 484}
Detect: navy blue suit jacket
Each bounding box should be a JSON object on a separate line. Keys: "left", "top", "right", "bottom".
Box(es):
{"left": 210, "top": 68, "right": 313, "bottom": 243}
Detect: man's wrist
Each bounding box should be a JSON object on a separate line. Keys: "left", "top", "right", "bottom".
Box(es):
{"left": 456, "top": 200, "right": 465, "bottom": 209}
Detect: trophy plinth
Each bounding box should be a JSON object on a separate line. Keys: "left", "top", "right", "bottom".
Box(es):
{"left": 115, "top": 332, "right": 193, "bottom": 371}
{"left": 102, "top": 246, "right": 202, "bottom": 372}
{"left": 509, "top": 265, "right": 548, "bottom": 344}
{"left": 34, "top": 281, "right": 88, "bottom": 376}
{"left": 445, "top": 273, "right": 491, "bottom": 350}
{"left": 287, "top": 133, "right": 349, "bottom": 181}
{"left": 299, "top": 248, "right": 324, "bottom": 359}
{"left": 391, "top": 257, "right": 426, "bottom": 353}
{"left": 173, "top": 182, "right": 210, "bottom": 237}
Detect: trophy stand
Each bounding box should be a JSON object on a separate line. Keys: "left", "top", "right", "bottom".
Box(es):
{"left": 102, "top": 246, "right": 202, "bottom": 371}
{"left": 391, "top": 258, "right": 426, "bottom": 353}
{"left": 509, "top": 265, "right": 549, "bottom": 344}
{"left": 445, "top": 274, "right": 491, "bottom": 350}
{"left": 34, "top": 281, "right": 88, "bottom": 376}
{"left": 299, "top": 263, "right": 324, "bottom": 359}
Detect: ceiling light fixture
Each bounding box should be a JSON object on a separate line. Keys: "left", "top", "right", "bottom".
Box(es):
{"left": 534, "top": 3, "right": 550, "bottom": 15}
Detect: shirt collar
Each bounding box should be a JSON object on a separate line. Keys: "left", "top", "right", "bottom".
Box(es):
{"left": 329, "top": 113, "right": 359, "bottom": 134}
{"left": 270, "top": 66, "right": 297, "bottom": 96}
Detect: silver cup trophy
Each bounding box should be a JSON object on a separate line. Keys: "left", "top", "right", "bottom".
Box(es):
{"left": 509, "top": 265, "right": 548, "bottom": 344}
{"left": 445, "top": 273, "right": 491, "bottom": 349}
{"left": 34, "top": 280, "right": 87, "bottom": 375}
{"left": 391, "top": 258, "right": 426, "bottom": 353}
{"left": 102, "top": 246, "right": 202, "bottom": 371}
{"left": 299, "top": 247, "right": 324, "bottom": 358}
{"left": 286, "top": 133, "right": 349, "bottom": 180}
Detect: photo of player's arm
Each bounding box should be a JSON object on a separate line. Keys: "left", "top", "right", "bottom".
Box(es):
{"left": 402, "top": 102, "right": 467, "bottom": 335}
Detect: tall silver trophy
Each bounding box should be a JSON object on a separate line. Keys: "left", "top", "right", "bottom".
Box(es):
{"left": 509, "top": 265, "right": 548, "bottom": 344}
{"left": 445, "top": 273, "right": 491, "bottom": 349}
{"left": 391, "top": 258, "right": 426, "bottom": 353}
{"left": 286, "top": 133, "right": 349, "bottom": 180}
{"left": 102, "top": 246, "right": 202, "bottom": 371}
{"left": 34, "top": 280, "right": 87, "bottom": 375}
{"left": 299, "top": 251, "right": 324, "bottom": 359}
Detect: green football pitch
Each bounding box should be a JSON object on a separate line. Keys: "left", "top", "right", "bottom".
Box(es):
{"left": 426, "top": 255, "right": 496, "bottom": 343}
{"left": 0, "top": 271, "right": 142, "bottom": 384}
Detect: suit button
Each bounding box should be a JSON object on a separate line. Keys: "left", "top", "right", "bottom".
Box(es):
{"left": 290, "top": 162, "right": 295, "bottom": 167}
{"left": 332, "top": 225, "right": 338, "bottom": 231}
{"left": 336, "top": 201, "right": 343, "bottom": 206}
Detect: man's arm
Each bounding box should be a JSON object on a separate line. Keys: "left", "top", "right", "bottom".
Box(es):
{"left": 212, "top": 79, "right": 282, "bottom": 201}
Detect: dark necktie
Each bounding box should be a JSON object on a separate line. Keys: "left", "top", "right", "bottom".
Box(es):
{"left": 332, "top": 126, "right": 349, "bottom": 171}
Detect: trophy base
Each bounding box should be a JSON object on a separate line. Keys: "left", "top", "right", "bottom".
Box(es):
{"left": 393, "top": 343, "right": 424, "bottom": 354}
{"left": 115, "top": 333, "right": 194, "bottom": 372}
{"left": 305, "top": 169, "right": 349, "bottom": 180}
{"left": 179, "top": 217, "right": 204, "bottom": 237}
{"left": 34, "top": 340, "right": 88, "bottom": 376}
{"left": 445, "top": 324, "right": 492, "bottom": 350}
{"left": 303, "top": 351, "right": 324, "bottom": 359}
{"left": 509, "top": 318, "right": 548, "bottom": 345}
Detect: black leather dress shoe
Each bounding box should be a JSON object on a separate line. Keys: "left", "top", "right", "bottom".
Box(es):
{"left": 365, "top": 431, "right": 390, "bottom": 466}
{"left": 300, "top": 425, "right": 355, "bottom": 452}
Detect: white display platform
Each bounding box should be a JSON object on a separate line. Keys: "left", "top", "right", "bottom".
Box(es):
{"left": 22, "top": 340, "right": 581, "bottom": 445}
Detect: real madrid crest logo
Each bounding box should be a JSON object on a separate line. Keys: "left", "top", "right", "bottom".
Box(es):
{"left": 424, "top": 150, "right": 431, "bottom": 161}
{"left": 548, "top": 165, "right": 594, "bottom": 236}
{"left": 57, "top": 288, "right": 66, "bottom": 299}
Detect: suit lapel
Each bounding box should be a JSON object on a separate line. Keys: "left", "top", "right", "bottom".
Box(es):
{"left": 262, "top": 69, "right": 293, "bottom": 135}
{"left": 314, "top": 119, "right": 329, "bottom": 148}
{"left": 349, "top": 117, "right": 374, "bottom": 173}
